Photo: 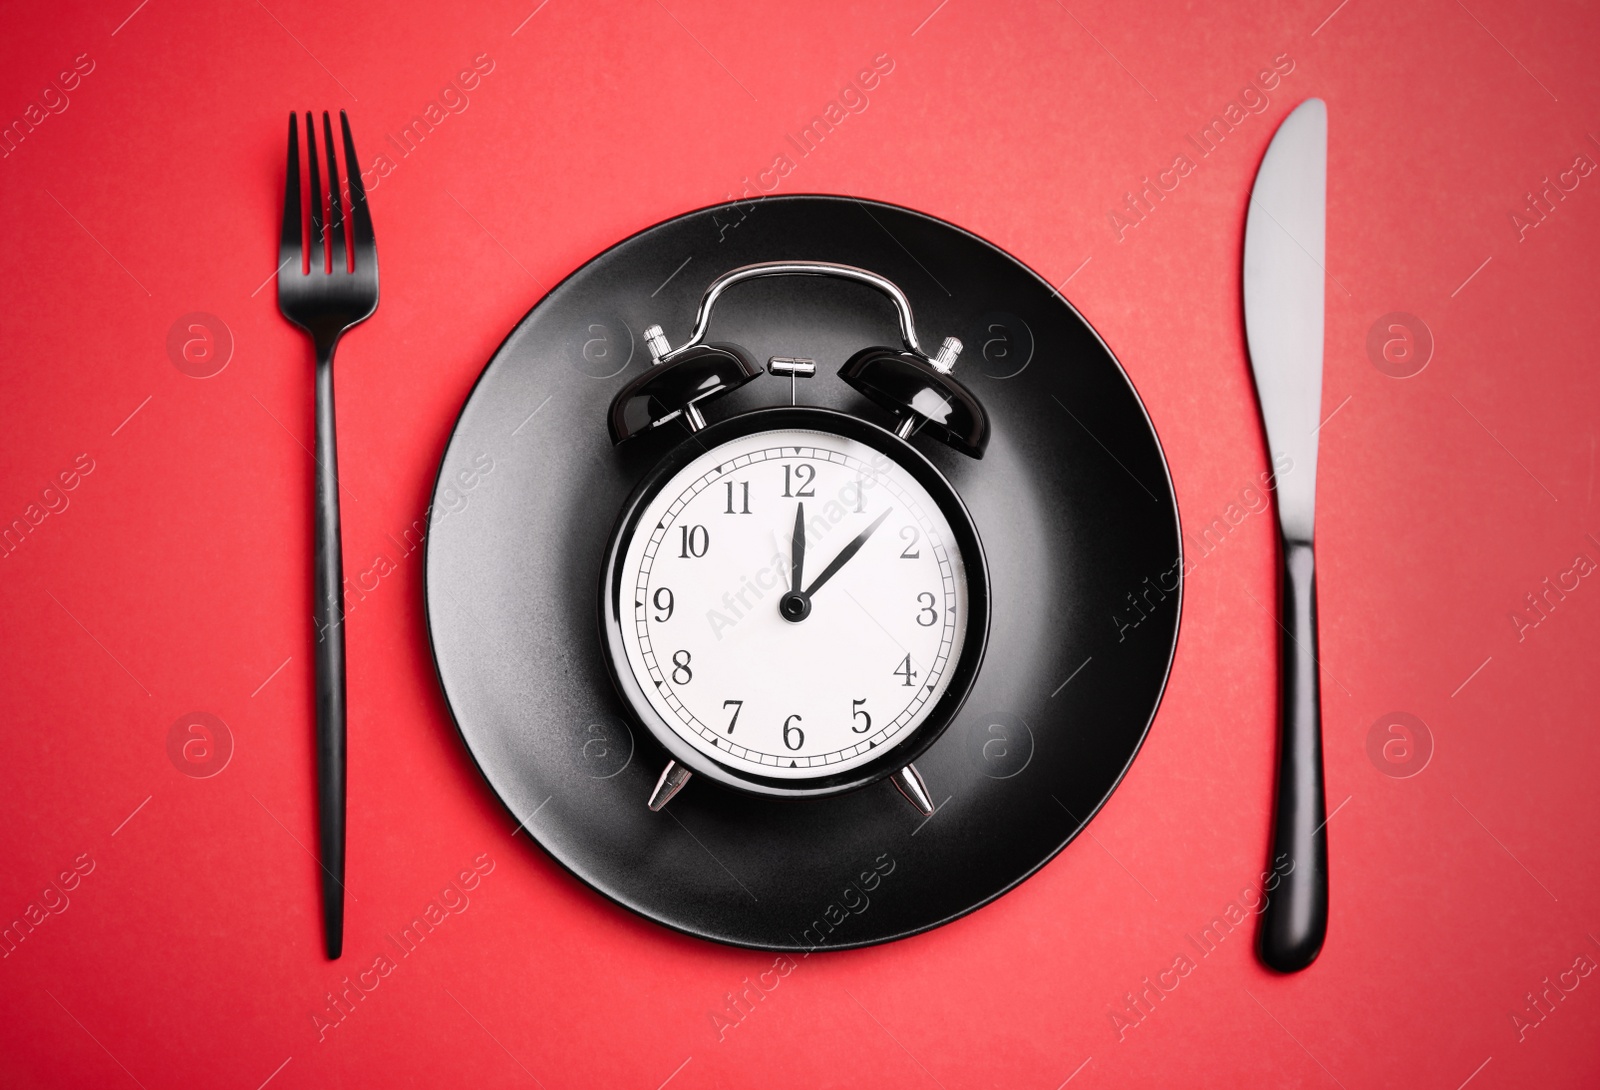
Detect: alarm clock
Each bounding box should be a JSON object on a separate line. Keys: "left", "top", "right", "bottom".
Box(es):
{"left": 597, "top": 262, "right": 992, "bottom": 814}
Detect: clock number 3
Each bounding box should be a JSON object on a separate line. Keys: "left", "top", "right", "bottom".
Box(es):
{"left": 916, "top": 592, "right": 937, "bottom": 626}
{"left": 671, "top": 650, "right": 693, "bottom": 684}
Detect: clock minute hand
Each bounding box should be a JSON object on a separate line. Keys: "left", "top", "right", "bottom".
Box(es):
{"left": 803, "top": 508, "right": 893, "bottom": 598}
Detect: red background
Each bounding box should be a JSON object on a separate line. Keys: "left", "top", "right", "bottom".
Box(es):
{"left": 3, "top": 0, "right": 1598, "bottom": 1086}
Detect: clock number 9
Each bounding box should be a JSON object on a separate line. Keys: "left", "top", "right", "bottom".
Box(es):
{"left": 678, "top": 525, "right": 709, "bottom": 558}
{"left": 671, "top": 650, "right": 693, "bottom": 684}
{"left": 653, "top": 587, "right": 674, "bottom": 622}
{"left": 782, "top": 464, "right": 816, "bottom": 498}
{"left": 851, "top": 698, "right": 871, "bottom": 733}
{"left": 782, "top": 714, "right": 805, "bottom": 751}
{"left": 916, "top": 592, "right": 937, "bottom": 626}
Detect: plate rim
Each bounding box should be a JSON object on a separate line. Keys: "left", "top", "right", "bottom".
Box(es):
{"left": 421, "top": 192, "right": 1186, "bottom": 951}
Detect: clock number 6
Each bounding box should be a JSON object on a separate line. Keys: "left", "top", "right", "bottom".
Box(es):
{"left": 783, "top": 714, "right": 805, "bottom": 751}
{"left": 852, "top": 698, "right": 871, "bottom": 733}
{"left": 671, "top": 650, "right": 693, "bottom": 684}
{"left": 678, "top": 525, "right": 709, "bottom": 558}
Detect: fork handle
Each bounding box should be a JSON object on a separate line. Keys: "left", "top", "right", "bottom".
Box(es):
{"left": 313, "top": 349, "right": 347, "bottom": 960}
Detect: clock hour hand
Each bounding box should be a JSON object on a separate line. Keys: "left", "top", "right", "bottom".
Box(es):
{"left": 790, "top": 502, "right": 805, "bottom": 595}
{"left": 780, "top": 503, "right": 812, "bottom": 622}
{"left": 802, "top": 507, "right": 893, "bottom": 598}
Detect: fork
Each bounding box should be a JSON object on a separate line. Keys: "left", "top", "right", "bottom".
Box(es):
{"left": 276, "top": 110, "right": 378, "bottom": 960}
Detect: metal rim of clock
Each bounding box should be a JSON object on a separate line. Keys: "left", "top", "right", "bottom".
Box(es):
{"left": 597, "top": 405, "right": 991, "bottom": 799}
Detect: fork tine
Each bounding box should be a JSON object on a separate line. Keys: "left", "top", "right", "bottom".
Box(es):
{"left": 281, "top": 112, "right": 302, "bottom": 272}
{"left": 305, "top": 112, "right": 324, "bottom": 272}
{"left": 340, "top": 111, "right": 375, "bottom": 260}
{"left": 322, "top": 112, "right": 347, "bottom": 273}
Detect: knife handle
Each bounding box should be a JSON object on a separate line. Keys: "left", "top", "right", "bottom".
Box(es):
{"left": 1259, "top": 539, "right": 1328, "bottom": 972}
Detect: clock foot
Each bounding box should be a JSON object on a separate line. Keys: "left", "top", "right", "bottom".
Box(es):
{"left": 647, "top": 760, "right": 692, "bottom": 811}
{"left": 890, "top": 763, "right": 935, "bottom": 816}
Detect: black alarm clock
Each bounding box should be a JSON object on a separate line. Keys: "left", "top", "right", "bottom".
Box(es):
{"left": 597, "top": 262, "right": 992, "bottom": 814}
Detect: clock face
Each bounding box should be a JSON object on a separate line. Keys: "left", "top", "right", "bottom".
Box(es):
{"left": 611, "top": 425, "right": 973, "bottom": 781}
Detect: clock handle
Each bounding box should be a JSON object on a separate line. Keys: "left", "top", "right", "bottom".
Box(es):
{"left": 623, "top": 260, "right": 990, "bottom": 456}
{"left": 654, "top": 261, "right": 945, "bottom": 366}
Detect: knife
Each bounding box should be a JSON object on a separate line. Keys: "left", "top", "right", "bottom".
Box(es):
{"left": 1243, "top": 98, "right": 1329, "bottom": 973}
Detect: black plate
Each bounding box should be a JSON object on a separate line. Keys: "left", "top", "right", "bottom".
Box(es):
{"left": 425, "top": 195, "right": 1181, "bottom": 950}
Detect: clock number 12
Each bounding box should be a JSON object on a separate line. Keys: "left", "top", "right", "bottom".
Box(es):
{"left": 782, "top": 464, "right": 815, "bottom": 498}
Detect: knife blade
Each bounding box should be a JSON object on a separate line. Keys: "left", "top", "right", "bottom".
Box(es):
{"left": 1243, "top": 97, "right": 1329, "bottom": 973}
